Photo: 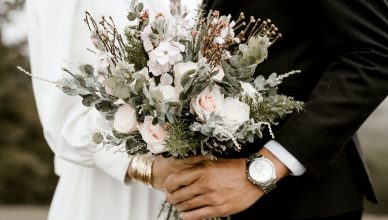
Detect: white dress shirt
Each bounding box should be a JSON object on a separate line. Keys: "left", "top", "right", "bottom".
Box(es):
{"left": 265, "top": 140, "right": 306, "bottom": 176}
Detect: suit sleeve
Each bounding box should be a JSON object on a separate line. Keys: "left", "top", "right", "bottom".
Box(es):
{"left": 275, "top": 0, "right": 388, "bottom": 177}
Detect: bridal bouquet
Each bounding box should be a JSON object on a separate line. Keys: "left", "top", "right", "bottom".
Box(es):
{"left": 20, "top": 0, "right": 303, "bottom": 218}
{"left": 21, "top": 0, "right": 303, "bottom": 158}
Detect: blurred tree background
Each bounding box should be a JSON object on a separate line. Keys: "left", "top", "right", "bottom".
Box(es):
{"left": 359, "top": 105, "right": 388, "bottom": 215}
{"left": 0, "top": 0, "right": 57, "bottom": 205}
{"left": 0, "top": 0, "right": 387, "bottom": 216}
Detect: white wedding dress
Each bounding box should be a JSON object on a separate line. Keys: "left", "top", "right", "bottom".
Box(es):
{"left": 26, "top": 0, "right": 200, "bottom": 219}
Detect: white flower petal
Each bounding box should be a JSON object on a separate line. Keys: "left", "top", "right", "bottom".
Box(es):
{"left": 157, "top": 55, "right": 170, "bottom": 65}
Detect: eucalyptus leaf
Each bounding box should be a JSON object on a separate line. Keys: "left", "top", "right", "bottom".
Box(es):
{"left": 103, "top": 77, "right": 131, "bottom": 99}
{"left": 103, "top": 77, "right": 117, "bottom": 88}
{"left": 213, "top": 80, "right": 232, "bottom": 90}
{"left": 95, "top": 101, "right": 114, "bottom": 112}
{"left": 135, "top": 3, "right": 144, "bottom": 12}
{"left": 127, "top": 12, "right": 137, "bottom": 21}
{"left": 81, "top": 94, "right": 96, "bottom": 107}
{"left": 74, "top": 74, "right": 86, "bottom": 86}
{"left": 130, "top": 0, "right": 136, "bottom": 9}
{"left": 81, "top": 64, "right": 94, "bottom": 76}
{"left": 208, "top": 70, "right": 219, "bottom": 78}
{"left": 180, "top": 69, "right": 196, "bottom": 87}
{"left": 134, "top": 78, "right": 146, "bottom": 94}
{"left": 113, "top": 130, "right": 131, "bottom": 139}
{"left": 58, "top": 77, "right": 90, "bottom": 96}
{"left": 92, "top": 132, "right": 104, "bottom": 144}
{"left": 166, "top": 112, "right": 175, "bottom": 123}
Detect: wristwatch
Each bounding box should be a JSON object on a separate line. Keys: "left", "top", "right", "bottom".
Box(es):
{"left": 246, "top": 153, "right": 277, "bottom": 194}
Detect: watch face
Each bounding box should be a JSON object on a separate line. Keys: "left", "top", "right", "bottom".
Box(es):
{"left": 249, "top": 158, "right": 274, "bottom": 183}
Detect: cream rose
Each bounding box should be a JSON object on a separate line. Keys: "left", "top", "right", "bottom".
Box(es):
{"left": 220, "top": 97, "right": 250, "bottom": 132}
{"left": 113, "top": 104, "right": 138, "bottom": 134}
{"left": 149, "top": 83, "right": 179, "bottom": 102}
{"left": 137, "top": 116, "right": 168, "bottom": 154}
{"left": 190, "top": 86, "right": 223, "bottom": 121}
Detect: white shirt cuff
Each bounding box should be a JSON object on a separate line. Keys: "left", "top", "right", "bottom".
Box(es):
{"left": 264, "top": 140, "right": 306, "bottom": 176}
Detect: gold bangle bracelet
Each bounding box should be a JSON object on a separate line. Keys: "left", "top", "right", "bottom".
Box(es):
{"left": 128, "top": 154, "right": 155, "bottom": 188}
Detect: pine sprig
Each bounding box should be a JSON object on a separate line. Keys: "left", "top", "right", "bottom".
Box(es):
{"left": 193, "top": 1, "right": 207, "bottom": 29}
{"left": 242, "top": 94, "right": 304, "bottom": 124}
{"left": 164, "top": 120, "right": 201, "bottom": 158}
{"left": 123, "top": 28, "right": 148, "bottom": 71}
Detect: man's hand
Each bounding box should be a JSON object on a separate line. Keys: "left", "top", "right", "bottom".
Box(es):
{"left": 151, "top": 155, "right": 209, "bottom": 191}
{"left": 164, "top": 148, "right": 289, "bottom": 220}
{"left": 164, "top": 158, "right": 263, "bottom": 219}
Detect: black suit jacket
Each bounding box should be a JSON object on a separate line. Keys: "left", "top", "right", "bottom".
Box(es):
{"left": 206, "top": 0, "right": 388, "bottom": 219}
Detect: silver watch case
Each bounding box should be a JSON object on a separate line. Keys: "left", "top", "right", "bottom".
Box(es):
{"left": 246, "top": 154, "right": 277, "bottom": 194}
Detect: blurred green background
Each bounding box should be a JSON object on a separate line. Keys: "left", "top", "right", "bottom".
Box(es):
{"left": 0, "top": 0, "right": 387, "bottom": 218}
{"left": 0, "top": 0, "right": 57, "bottom": 205}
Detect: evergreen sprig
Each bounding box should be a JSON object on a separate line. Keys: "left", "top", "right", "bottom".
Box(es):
{"left": 164, "top": 120, "right": 201, "bottom": 158}
{"left": 124, "top": 29, "right": 148, "bottom": 71}
{"left": 242, "top": 94, "right": 304, "bottom": 124}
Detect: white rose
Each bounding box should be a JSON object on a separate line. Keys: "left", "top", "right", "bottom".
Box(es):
{"left": 220, "top": 97, "right": 250, "bottom": 132}
{"left": 137, "top": 116, "right": 168, "bottom": 154}
{"left": 190, "top": 86, "right": 223, "bottom": 121}
{"left": 149, "top": 83, "right": 179, "bottom": 102}
{"left": 173, "top": 61, "right": 197, "bottom": 93}
{"left": 113, "top": 104, "right": 138, "bottom": 134}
